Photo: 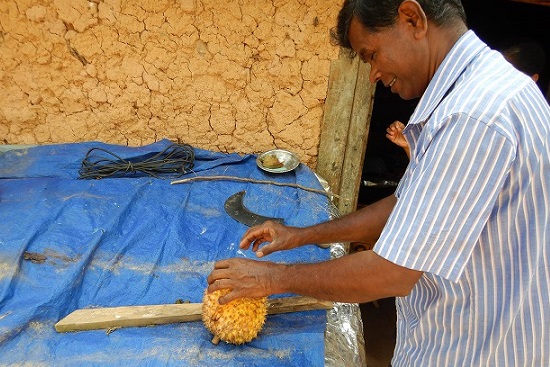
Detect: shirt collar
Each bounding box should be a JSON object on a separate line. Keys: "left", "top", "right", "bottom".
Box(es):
{"left": 408, "top": 30, "right": 487, "bottom": 125}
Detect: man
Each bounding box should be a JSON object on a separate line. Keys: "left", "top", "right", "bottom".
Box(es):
{"left": 208, "top": 0, "right": 550, "bottom": 365}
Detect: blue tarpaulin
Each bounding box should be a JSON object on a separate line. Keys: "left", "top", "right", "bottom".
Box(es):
{"left": 0, "top": 140, "right": 333, "bottom": 366}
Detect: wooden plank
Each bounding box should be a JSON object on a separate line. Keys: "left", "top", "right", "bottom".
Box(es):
{"left": 316, "top": 51, "right": 360, "bottom": 197}
{"left": 338, "top": 61, "right": 376, "bottom": 215}
{"left": 317, "top": 50, "right": 376, "bottom": 214}
{"left": 55, "top": 303, "right": 203, "bottom": 332}
{"left": 55, "top": 296, "right": 333, "bottom": 333}
{"left": 266, "top": 296, "right": 333, "bottom": 314}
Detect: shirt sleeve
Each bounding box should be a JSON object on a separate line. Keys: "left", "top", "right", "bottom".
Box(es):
{"left": 374, "top": 114, "right": 516, "bottom": 282}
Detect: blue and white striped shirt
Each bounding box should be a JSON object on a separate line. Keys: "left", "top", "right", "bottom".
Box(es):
{"left": 374, "top": 30, "right": 550, "bottom": 366}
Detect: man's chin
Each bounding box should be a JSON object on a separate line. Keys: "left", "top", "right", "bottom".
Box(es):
{"left": 397, "top": 90, "right": 420, "bottom": 100}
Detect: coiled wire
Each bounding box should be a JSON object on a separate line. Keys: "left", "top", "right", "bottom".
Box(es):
{"left": 79, "top": 143, "right": 195, "bottom": 179}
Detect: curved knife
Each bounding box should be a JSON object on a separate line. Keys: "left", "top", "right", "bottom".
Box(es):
{"left": 224, "top": 190, "right": 284, "bottom": 227}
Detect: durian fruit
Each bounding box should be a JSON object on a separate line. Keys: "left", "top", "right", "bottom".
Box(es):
{"left": 202, "top": 289, "right": 267, "bottom": 345}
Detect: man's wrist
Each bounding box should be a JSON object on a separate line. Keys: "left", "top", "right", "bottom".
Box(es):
{"left": 268, "top": 262, "right": 290, "bottom": 295}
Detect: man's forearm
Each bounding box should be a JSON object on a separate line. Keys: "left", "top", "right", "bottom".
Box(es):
{"left": 271, "top": 249, "right": 422, "bottom": 303}
{"left": 298, "top": 194, "right": 396, "bottom": 246}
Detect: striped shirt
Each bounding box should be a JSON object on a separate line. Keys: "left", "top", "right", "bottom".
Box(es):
{"left": 374, "top": 30, "right": 550, "bottom": 366}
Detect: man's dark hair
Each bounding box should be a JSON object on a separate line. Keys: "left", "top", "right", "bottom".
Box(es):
{"left": 332, "top": 0, "right": 467, "bottom": 50}
{"left": 501, "top": 39, "right": 546, "bottom": 78}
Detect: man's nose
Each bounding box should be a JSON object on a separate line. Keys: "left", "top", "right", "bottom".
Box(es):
{"left": 369, "top": 66, "right": 381, "bottom": 84}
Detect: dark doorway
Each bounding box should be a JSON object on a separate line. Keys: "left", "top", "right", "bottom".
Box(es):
{"left": 462, "top": 0, "right": 550, "bottom": 93}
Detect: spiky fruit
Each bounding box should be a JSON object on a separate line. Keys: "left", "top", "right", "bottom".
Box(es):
{"left": 202, "top": 289, "right": 267, "bottom": 345}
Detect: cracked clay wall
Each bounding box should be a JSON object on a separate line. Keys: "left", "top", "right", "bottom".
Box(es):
{"left": 0, "top": 0, "right": 341, "bottom": 167}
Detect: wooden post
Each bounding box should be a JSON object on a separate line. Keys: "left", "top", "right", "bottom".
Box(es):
{"left": 317, "top": 50, "right": 376, "bottom": 216}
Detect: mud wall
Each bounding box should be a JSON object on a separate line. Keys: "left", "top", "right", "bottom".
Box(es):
{"left": 0, "top": 0, "right": 341, "bottom": 167}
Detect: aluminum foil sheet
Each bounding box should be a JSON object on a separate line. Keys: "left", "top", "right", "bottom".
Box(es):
{"left": 316, "top": 181, "right": 366, "bottom": 367}
{"left": 325, "top": 241, "right": 367, "bottom": 366}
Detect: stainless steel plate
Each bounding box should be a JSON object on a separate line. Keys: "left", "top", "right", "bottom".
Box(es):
{"left": 257, "top": 149, "right": 300, "bottom": 173}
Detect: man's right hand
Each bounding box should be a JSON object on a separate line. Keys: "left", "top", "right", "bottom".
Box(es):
{"left": 239, "top": 220, "right": 300, "bottom": 258}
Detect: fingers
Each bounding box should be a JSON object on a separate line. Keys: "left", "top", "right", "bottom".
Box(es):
{"left": 238, "top": 220, "right": 295, "bottom": 259}
{"left": 389, "top": 120, "right": 404, "bottom": 130}
{"left": 254, "top": 241, "right": 279, "bottom": 258}
{"left": 212, "top": 258, "right": 231, "bottom": 270}
{"left": 386, "top": 127, "right": 398, "bottom": 140}
{"left": 239, "top": 221, "right": 281, "bottom": 256}
{"left": 207, "top": 261, "right": 237, "bottom": 298}
{"left": 207, "top": 266, "right": 228, "bottom": 286}
{"left": 208, "top": 278, "right": 246, "bottom": 304}
{"left": 251, "top": 238, "right": 265, "bottom": 253}
{"left": 207, "top": 278, "right": 243, "bottom": 304}
{"left": 387, "top": 121, "right": 404, "bottom": 135}
{"left": 239, "top": 225, "right": 272, "bottom": 250}
{"left": 207, "top": 277, "right": 230, "bottom": 294}
{"left": 206, "top": 258, "right": 271, "bottom": 304}
{"left": 217, "top": 288, "right": 242, "bottom": 304}
{"left": 207, "top": 258, "right": 248, "bottom": 285}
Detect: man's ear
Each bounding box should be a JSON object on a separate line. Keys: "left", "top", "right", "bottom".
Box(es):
{"left": 397, "top": 0, "right": 428, "bottom": 39}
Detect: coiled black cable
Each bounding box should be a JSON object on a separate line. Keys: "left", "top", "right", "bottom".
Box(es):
{"left": 79, "top": 143, "right": 195, "bottom": 179}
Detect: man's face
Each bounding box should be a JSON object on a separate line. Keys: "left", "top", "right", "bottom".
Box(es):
{"left": 347, "top": 16, "right": 429, "bottom": 100}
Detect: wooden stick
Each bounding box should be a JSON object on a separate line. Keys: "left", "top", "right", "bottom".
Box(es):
{"left": 55, "top": 296, "right": 333, "bottom": 333}
{"left": 170, "top": 175, "right": 341, "bottom": 199}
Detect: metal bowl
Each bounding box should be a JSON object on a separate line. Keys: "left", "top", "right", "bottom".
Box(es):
{"left": 257, "top": 149, "right": 300, "bottom": 173}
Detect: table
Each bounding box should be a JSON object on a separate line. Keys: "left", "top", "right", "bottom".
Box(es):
{"left": 0, "top": 140, "right": 365, "bottom": 366}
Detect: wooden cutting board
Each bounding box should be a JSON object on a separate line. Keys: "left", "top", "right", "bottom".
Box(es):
{"left": 55, "top": 296, "right": 333, "bottom": 332}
